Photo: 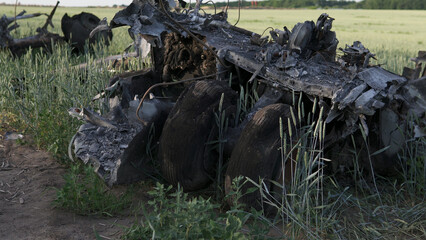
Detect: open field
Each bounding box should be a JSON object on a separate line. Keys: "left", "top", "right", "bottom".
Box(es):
{"left": 1, "top": 5, "right": 425, "bottom": 239}
{"left": 1, "top": 6, "right": 425, "bottom": 72}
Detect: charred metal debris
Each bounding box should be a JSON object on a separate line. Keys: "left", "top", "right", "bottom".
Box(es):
{"left": 68, "top": 0, "right": 424, "bottom": 194}
{"left": 0, "top": 1, "right": 112, "bottom": 55}
{"left": 0, "top": 1, "right": 63, "bottom": 55}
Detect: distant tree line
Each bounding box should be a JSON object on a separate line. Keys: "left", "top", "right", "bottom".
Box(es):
{"left": 253, "top": 0, "right": 355, "bottom": 9}
{"left": 211, "top": 0, "right": 425, "bottom": 10}
{"left": 360, "top": 0, "right": 425, "bottom": 9}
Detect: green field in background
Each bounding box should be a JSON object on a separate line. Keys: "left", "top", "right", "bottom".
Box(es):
{"left": 1, "top": 5, "right": 425, "bottom": 73}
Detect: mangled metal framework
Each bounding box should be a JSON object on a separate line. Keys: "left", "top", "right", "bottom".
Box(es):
{"left": 108, "top": 0, "right": 420, "bottom": 140}
{"left": 71, "top": 0, "right": 425, "bottom": 185}
{"left": 0, "top": 1, "right": 63, "bottom": 55}
{"left": 0, "top": 1, "right": 113, "bottom": 55}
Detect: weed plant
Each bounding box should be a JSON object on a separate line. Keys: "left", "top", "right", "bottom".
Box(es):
{"left": 123, "top": 180, "right": 275, "bottom": 240}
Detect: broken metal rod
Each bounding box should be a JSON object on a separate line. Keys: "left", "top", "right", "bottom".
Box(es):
{"left": 73, "top": 52, "right": 138, "bottom": 71}
{"left": 40, "top": 1, "right": 60, "bottom": 32}
{"left": 4, "top": 12, "right": 46, "bottom": 24}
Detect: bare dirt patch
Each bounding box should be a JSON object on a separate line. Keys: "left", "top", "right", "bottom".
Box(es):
{"left": 0, "top": 139, "right": 135, "bottom": 240}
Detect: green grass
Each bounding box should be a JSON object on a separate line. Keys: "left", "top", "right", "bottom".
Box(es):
{"left": 55, "top": 164, "right": 132, "bottom": 216}
{"left": 0, "top": 5, "right": 143, "bottom": 220}
{"left": 0, "top": 44, "right": 113, "bottom": 159}
{"left": 123, "top": 181, "right": 274, "bottom": 240}
{"left": 245, "top": 95, "right": 338, "bottom": 239}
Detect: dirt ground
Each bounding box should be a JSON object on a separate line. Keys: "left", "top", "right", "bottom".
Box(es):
{"left": 0, "top": 139, "right": 136, "bottom": 240}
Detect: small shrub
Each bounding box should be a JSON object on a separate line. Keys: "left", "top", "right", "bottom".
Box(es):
{"left": 123, "top": 181, "right": 275, "bottom": 240}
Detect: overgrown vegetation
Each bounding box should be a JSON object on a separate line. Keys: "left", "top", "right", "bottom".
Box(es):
{"left": 0, "top": 38, "right": 141, "bottom": 159}
{"left": 268, "top": 95, "right": 337, "bottom": 238}
{"left": 333, "top": 126, "right": 426, "bottom": 239}
{"left": 123, "top": 181, "right": 274, "bottom": 239}
{"left": 1, "top": 46, "right": 103, "bottom": 159}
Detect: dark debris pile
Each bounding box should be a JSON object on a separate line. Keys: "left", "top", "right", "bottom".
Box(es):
{"left": 68, "top": 0, "right": 425, "bottom": 186}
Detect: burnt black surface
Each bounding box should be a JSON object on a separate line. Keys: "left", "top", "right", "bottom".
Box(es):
{"left": 61, "top": 12, "right": 112, "bottom": 53}
{"left": 225, "top": 103, "right": 293, "bottom": 210}
{"left": 159, "top": 80, "right": 237, "bottom": 191}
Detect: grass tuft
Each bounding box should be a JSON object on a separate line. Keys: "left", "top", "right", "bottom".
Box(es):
{"left": 54, "top": 164, "right": 132, "bottom": 216}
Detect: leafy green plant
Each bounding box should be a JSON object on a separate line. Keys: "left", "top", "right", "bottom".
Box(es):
{"left": 224, "top": 176, "right": 279, "bottom": 239}
{"left": 123, "top": 181, "right": 276, "bottom": 240}
{"left": 55, "top": 164, "right": 132, "bottom": 216}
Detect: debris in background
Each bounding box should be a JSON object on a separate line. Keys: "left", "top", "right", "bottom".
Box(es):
{"left": 0, "top": 1, "right": 114, "bottom": 56}
{"left": 61, "top": 12, "right": 113, "bottom": 53}
{"left": 403, "top": 51, "right": 426, "bottom": 80}
{"left": 0, "top": 1, "right": 63, "bottom": 55}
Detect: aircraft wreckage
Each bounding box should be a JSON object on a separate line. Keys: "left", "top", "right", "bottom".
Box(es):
{"left": 69, "top": 0, "right": 425, "bottom": 207}
{"left": 0, "top": 1, "right": 112, "bottom": 55}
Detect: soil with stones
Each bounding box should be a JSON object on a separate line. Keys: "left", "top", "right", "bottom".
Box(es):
{"left": 0, "top": 139, "right": 138, "bottom": 240}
